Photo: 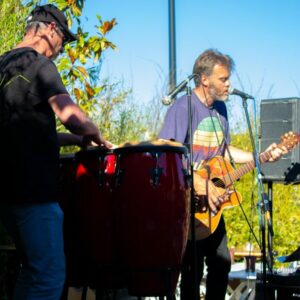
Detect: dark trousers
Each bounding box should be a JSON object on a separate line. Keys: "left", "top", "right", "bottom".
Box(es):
{"left": 180, "top": 217, "right": 231, "bottom": 300}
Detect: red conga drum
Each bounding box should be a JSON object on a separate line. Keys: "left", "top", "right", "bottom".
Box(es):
{"left": 75, "top": 147, "right": 119, "bottom": 288}
{"left": 58, "top": 153, "right": 76, "bottom": 211}
{"left": 113, "top": 140, "right": 190, "bottom": 297}
{"left": 58, "top": 153, "right": 87, "bottom": 288}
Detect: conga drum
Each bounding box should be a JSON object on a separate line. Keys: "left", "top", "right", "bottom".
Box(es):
{"left": 58, "top": 153, "right": 76, "bottom": 211}
{"left": 58, "top": 153, "right": 87, "bottom": 288}
{"left": 113, "top": 140, "right": 191, "bottom": 296}
{"left": 75, "top": 147, "right": 119, "bottom": 288}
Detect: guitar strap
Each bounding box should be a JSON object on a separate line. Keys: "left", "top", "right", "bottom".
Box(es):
{"left": 215, "top": 108, "right": 237, "bottom": 170}
{"left": 225, "top": 141, "right": 236, "bottom": 169}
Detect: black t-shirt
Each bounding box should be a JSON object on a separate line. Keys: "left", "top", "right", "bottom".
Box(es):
{"left": 0, "top": 47, "right": 68, "bottom": 203}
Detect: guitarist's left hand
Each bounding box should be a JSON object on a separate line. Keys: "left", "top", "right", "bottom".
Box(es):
{"left": 266, "top": 131, "right": 300, "bottom": 162}
{"left": 265, "top": 143, "right": 288, "bottom": 162}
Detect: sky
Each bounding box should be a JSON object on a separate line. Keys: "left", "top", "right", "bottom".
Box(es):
{"left": 80, "top": 0, "right": 300, "bottom": 110}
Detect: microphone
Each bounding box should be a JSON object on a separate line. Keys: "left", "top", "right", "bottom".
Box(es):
{"left": 162, "top": 74, "right": 197, "bottom": 105}
{"left": 229, "top": 88, "right": 254, "bottom": 99}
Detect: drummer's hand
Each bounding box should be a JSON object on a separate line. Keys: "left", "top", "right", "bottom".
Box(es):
{"left": 193, "top": 172, "right": 222, "bottom": 214}
{"left": 82, "top": 134, "right": 115, "bottom": 149}
{"left": 99, "top": 139, "right": 116, "bottom": 149}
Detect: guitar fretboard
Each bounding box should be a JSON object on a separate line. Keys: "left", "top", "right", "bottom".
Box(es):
{"left": 223, "top": 150, "right": 277, "bottom": 187}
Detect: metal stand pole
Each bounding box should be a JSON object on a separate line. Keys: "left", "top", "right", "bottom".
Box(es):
{"left": 267, "top": 181, "right": 274, "bottom": 272}
{"left": 186, "top": 85, "right": 198, "bottom": 300}
{"left": 241, "top": 98, "right": 273, "bottom": 299}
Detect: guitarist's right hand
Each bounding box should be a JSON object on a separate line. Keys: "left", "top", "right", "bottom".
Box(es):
{"left": 193, "top": 172, "right": 222, "bottom": 214}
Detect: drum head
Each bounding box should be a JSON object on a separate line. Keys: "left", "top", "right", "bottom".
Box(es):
{"left": 114, "top": 139, "right": 187, "bottom": 155}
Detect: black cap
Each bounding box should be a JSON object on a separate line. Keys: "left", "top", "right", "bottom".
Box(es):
{"left": 27, "top": 4, "right": 77, "bottom": 44}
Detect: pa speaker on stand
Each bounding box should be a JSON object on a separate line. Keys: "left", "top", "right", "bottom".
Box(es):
{"left": 257, "top": 97, "right": 300, "bottom": 299}
{"left": 260, "top": 97, "right": 300, "bottom": 184}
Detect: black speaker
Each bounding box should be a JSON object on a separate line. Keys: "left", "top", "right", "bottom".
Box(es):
{"left": 255, "top": 272, "right": 300, "bottom": 299}
{"left": 260, "top": 97, "right": 300, "bottom": 183}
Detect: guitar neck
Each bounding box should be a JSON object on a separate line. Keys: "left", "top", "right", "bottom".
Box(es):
{"left": 223, "top": 151, "right": 272, "bottom": 187}
{"left": 222, "top": 132, "right": 299, "bottom": 187}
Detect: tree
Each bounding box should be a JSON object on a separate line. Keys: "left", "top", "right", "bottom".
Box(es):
{"left": 47, "top": 0, "right": 151, "bottom": 148}
{"left": 0, "top": 0, "right": 28, "bottom": 55}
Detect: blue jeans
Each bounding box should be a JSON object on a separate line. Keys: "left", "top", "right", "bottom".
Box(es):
{"left": 0, "top": 202, "right": 65, "bottom": 300}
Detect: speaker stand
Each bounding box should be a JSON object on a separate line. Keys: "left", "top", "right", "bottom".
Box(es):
{"left": 267, "top": 181, "right": 274, "bottom": 272}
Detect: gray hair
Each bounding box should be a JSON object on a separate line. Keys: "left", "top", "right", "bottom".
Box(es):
{"left": 25, "top": 21, "right": 48, "bottom": 35}
{"left": 193, "top": 49, "right": 235, "bottom": 87}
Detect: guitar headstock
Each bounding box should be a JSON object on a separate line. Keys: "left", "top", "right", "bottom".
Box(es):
{"left": 279, "top": 132, "right": 300, "bottom": 150}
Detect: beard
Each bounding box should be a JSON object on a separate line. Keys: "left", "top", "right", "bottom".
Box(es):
{"left": 208, "top": 85, "right": 229, "bottom": 102}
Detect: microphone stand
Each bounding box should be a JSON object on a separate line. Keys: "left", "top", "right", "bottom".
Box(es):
{"left": 241, "top": 97, "right": 273, "bottom": 298}
{"left": 163, "top": 75, "right": 198, "bottom": 299}
{"left": 185, "top": 85, "right": 198, "bottom": 300}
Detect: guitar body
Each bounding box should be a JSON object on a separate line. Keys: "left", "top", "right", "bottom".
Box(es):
{"left": 195, "top": 156, "right": 242, "bottom": 240}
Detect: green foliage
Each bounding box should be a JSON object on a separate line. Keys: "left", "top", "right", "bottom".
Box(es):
{"left": 224, "top": 133, "right": 258, "bottom": 246}
{"left": 50, "top": 0, "right": 156, "bottom": 152}
{"left": 272, "top": 184, "right": 300, "bottom": 258}
{"left": 0, "top": 0, "right": 28, "bottom": 54}
{"left": 94, "top": 81, "right": 148, "bottom": 145}
{"left": 51, "top": 1, "right": 122, "bottom": 147}
{"left": 23, "top": 0, "right": 120, "bottom": 150}
{"left": 1, "top": 0, "right": 157, "bottom": 152}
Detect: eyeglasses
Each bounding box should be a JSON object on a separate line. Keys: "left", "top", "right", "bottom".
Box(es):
{"left": 55, "top": 24, "right": 68, "bottom": 47}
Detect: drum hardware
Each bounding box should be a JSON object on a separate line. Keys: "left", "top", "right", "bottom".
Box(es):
{"left": 114, "top": 154, "right": 124, "bottom": 187}
{"left": 181, "top": 151, "right": 192, "bottom": 188}
{"left": 150, "top": 151, "right": 163, "bottom": 186}
{"left": 95, "top": 152, "right": 116, "bottom": 188}
{"left": 150, "top": 166, "right": 163, "bottom": 186}
{"left": 183, "top": 171, "right": 192, "bottom": 188}
{"left": 97, "top": 155, "right": 105, "bottom": 187}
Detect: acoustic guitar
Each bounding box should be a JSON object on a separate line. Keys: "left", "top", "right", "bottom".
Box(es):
{"left": 194, "top": 132, "right": 300, "bottom": 240}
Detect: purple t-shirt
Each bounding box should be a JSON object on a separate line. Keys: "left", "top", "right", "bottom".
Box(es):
{"left": 158, "top": 91, "right": 230, "bottom": 169}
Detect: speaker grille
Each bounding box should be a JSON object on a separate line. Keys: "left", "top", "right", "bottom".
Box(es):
{"left": 260, "top": 97, "right": 300, "bottom": 183}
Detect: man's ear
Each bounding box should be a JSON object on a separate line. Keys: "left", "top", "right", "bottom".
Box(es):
{"left": 48, "top": 23, "right": 56, "bottom": 38}
{"left": 201, "top": 75, "right": 209, "bottom": 87}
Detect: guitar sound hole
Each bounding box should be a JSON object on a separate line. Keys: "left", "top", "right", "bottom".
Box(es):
{"left": 212, "top": 178, "right": 225, "bottom": 189}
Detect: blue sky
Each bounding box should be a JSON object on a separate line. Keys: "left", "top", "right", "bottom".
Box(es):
{"left": 81, "top": 0, "right": 300, "bottom": 108}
